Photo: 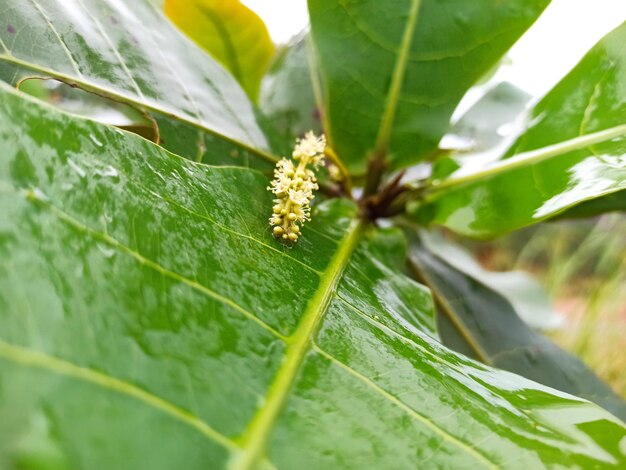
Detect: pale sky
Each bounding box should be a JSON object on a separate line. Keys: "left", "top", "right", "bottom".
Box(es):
{"left": 243, "top": 0, "right": 626, "bottom": 100}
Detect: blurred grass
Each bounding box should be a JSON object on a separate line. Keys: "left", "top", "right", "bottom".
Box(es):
{"left": 466, "top": 213, "right": 626, "bottom": 398}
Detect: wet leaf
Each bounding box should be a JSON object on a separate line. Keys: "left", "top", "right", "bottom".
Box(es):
{"left": 443, "top": 82, "right": 531, "bottom": 154}
{"left": 417, "top": 230, "right": 562, "bottom": 331}
{"left": 164, "top": 0, "right": 275, "bottom": 102}
{"left": 430, "top": 81, "right": 532, "bottom": 181}
{"left": 413, "top": 22, "right": 626, "bottom": 237}
{"left": 1, "top": 84, "right": 625, "bottom": 468}
{"left": 555, "top": 189, "right": 626, "bottom": 219}
{"left": 0, "top": 0, "right": 273, "bottom": 163}
{"left": 406, "top": 230, "right": 626, "bottom": 422}
{"left": 308, "top": 0, "right": 549, "bottom": 174}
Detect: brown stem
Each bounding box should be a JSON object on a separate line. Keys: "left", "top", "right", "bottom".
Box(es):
{"left": 362, "top": 170, "right": 408, "bottom": 219}
{"left": 362, "top": 150, "right": 387, "bottom": 199}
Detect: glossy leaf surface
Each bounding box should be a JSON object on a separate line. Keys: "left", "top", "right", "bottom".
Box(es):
{"left": 555, "top": 189, "right": 626, "bottom": 219}
{"left": 18, "top": 78, "right": 159, "bottom": 140}
{"left": 0, "top": 0, "right": 271, "bottom": 159}
{"left": 2, "top": 84, "right": 626, "bottom": 468}
{"left": 308, "top": 0, "right": 549, "bottom": 174}
{"left": 260, "top": 33, "right": 322, "bottom": 144}
{"left": 413, "top": 22, "right": 626, "bottom": 237}
{"left": 505, "top": 23, "right": 626, "bottom": 157}
{"left": 15, "top": 78, "right": 276, "bottom": 170}
{"left": 164, "top": 0, "right": 274, "bottom": 101}
{"left": 406, "top": 231, "right": 626, "bottom": 422}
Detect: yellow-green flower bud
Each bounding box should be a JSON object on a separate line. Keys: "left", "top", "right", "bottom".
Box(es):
{"left": 267, "top": 132, "right": 326, "bottom": 243}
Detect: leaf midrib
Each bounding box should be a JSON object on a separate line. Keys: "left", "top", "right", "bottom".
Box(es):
{"left": 198, "top": 3, "right": 244, "bottom": 83}
{"left": 427, "top": 123, "right": 626, "bottom": 194}
{"left": 231, "top": 220, "right": 363, "bottom": 470}
{"left": 373, "top": 0, "right": 421, "bottom": 154}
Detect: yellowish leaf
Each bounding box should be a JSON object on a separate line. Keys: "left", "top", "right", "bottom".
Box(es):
{"left": 165, "top": 0, "right": 275, "bottom": 101}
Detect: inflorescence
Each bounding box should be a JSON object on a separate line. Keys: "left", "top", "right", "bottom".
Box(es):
{"left": 268, "top": 132, "right": 326, "bottom": 243}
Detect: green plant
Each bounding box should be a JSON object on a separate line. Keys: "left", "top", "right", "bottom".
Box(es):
{"left": 0, "top": 0, "right": 625, "bottom": 468}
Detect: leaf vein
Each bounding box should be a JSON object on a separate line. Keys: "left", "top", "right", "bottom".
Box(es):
{"left": 29, "top": 0, "right": 84, "bottom": 79}
{"left": 312, "top": 345, "right": 497, "bottom": 469}
{"left": 335, "top": 294, "right": 442, "bottom": 363}
{"left": 0, "top": 339, "right": 237, "bottom": 450}
{"left": 76, "top": 0, "right": 145, "bottom": 100}
{"left": 0, "top": 34, "right": 9, "bottom": 54}
{"left": 337, "top": 1, "right": 525, "bottom": 63}
{"left": 17, "top": 189, "right": 288, "bottom": 341}
{"left": 113, "top": 170, "right": 323, "bottom": 275}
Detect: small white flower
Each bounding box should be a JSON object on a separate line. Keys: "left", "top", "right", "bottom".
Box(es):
{"left": 292, "top": 132, "right": 326, "bottom": 162}
{"left": 288, "top": 189, "right": 309, "bottom": 207}
{"left": 268, "top": 132, "right": 326, "bottom": 243}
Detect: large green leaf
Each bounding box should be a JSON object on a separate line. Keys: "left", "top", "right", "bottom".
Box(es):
{"left": 308, "top": 0, "right": 549, "bottom": 174}
{"left": 0, "top": 0, "right": 273, "bottom": 162}
{"left": 406, "top": 231, "right": 626, "bottom": 422}
{"left": 412, "top": 22, "right": 626, "bottom": 237}
{"left": 164, "top": 0, "right": 275, "bottom": 101}
{"left": 2, "top": 85, "right": 626, "bottom": 468}
{"left": 505, "top": 26, "right": 626, "bottom": 157}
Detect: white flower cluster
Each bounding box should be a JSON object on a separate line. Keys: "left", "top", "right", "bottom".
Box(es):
{"left": 268, "top": 132, "right": 326, "bottom": 243}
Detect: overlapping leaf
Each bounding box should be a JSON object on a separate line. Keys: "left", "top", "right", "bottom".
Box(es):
{"left": 308, "top": 0, "right": 549, "bottom": 174}
{"left": 406, "top": 230, "right": 626, "bottom": 421}
{"left": 413, "top": 22, "right": 626, "bottom": 237}
{"left": 448, "top": 81, "right": 531, "bottom": 154}
{"left": 416, "top": 230, "right": 562, "bottom": 330}
{"left": 1, "top": 84, "right": 626, "bottom": 468}
{"left": 0, "top": 0, "right": 272, "bottom": 162}
{"left": 164, "top": 0, "right": 275, "bottom": 101}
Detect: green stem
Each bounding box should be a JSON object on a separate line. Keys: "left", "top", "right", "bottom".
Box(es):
{"left": 363, "top": 0, "right": 421, "bottom": 198}
{"left": 373, "top": 0, "right": 421, "bottom": 153}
